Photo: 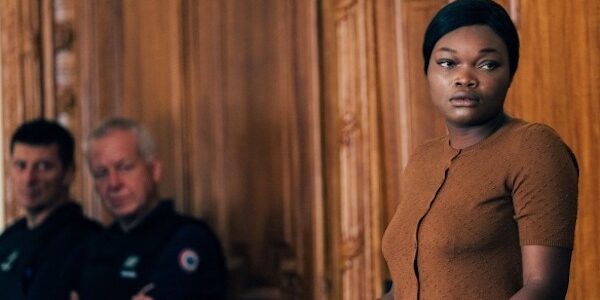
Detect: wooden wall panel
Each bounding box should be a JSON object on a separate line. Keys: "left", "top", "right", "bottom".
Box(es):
{"left": 379, "top": 0, "right": 448, "bottom": 229}
{"left": 76, "top": 0, "right": 124, "bottom": 222}
{"left": 0, "top": 0, "right": 46, "bottom": 225}
{"left": 321, "top": 0, "right": 384, "bottom": 298}
{"left": 120, "top": 0, "right": 185, "bottom": 210}
{"left": 504, "top": 1, "right": 600, "bottom": 298}
{"left": 183, "top": 0, "right": 324, "bottom": 298}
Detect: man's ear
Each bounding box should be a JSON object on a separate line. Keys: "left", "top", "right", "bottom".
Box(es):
{"left": 150, "top": 158, "right": 162, "bottom": 183}
{"left": 62, "top": 164, "right": 75, "bottom": 186}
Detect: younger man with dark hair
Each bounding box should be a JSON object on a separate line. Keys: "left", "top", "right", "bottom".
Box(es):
{"left": 0, "top": 118, "right": 101, "bottom": 299}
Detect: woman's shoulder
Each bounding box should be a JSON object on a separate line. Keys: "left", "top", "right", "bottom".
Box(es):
{"left": 507, "top": 119, "right": 570, "bottom": 148}
{"left": 506, "top": 118, "right": 578, "bottom": 171}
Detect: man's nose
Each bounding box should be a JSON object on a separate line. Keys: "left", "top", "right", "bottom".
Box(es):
{"left": 107, "top": 170, "right": 123, "bottom": 189}
{"left": 23, "top": 167, "right": 38, "bottom": 185}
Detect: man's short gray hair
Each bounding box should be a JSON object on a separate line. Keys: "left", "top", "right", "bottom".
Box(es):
{"left": 84, "top": 117, "right": 157, "bottom": 161}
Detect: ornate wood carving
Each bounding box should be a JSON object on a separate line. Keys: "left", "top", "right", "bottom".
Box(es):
{"left": 322, "top": 0, "right": 383, "bottom": 298}
{"left": 0, "top": 0, "right": 45, "bottom": 224}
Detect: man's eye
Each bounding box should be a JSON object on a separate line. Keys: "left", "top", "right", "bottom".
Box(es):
{"left": 117, "top": 163, "right": 135, "bottom": 172}
{"left": 13, "top": 161, "right": 26, "bottom": 170}
{"left": 92, "top": 169, "right": 107, "bottom": 179}
{"left": 35, "top": 161, "right": 54, "bottom": 171}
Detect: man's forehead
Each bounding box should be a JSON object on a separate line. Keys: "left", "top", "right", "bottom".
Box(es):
{"left": 12, "top": 143, "right": 60, "bottom": 159}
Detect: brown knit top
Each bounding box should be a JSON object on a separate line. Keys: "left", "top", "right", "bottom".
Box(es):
{"left": 381, "top": 118, "right": 578, "bottom": 300}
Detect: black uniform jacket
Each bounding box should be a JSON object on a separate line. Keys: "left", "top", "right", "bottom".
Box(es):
{"left": 0, "top": 202, "right": 102, "bottom": 300}
{"left": 77, "top": 200, "right": 228, "bottom": 300}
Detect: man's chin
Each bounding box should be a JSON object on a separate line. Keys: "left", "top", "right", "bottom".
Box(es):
{"left": 22, "top": 201, "right": 47, "bottom": 214}
{"left": 113, "top": 209, "right": 139, "bottom": 222}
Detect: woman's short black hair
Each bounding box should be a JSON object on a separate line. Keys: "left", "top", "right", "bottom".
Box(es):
{"left": 423, "top": 0, "right": 520, "bottom": 79}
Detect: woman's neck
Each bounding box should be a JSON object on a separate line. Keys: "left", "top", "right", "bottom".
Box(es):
{"left": 447, "top": 113, "right": 508, "bottom": 149}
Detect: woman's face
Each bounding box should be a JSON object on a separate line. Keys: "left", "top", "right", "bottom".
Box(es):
{"left": 427, "top": 25, "right": 511, "bottom": 128}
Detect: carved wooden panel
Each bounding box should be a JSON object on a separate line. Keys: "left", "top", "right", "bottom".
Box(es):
{"left": 379, "top": 0, "right": 448, "bottom": 229}
{"left": 321, "top": 0, "right": 384, "bottom": 298}
{"left": 0, "top": 0, "right": 45, "bottom": 225}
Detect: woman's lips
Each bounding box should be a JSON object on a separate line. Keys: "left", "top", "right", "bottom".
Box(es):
{"left": 450, "top": 94, "right": 479, "bottom": 107}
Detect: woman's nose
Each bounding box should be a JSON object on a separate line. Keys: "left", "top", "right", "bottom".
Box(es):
{"left": 454, "top": 69, "right": 478, "bottom": 88}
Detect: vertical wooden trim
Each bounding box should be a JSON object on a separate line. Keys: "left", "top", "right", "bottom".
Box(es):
{"left": 0, "top": 33, "right": 4, "bottom": 229}
{"left": 210, "top": 0, "right": 228, "bottom": 250}
{"left": 509, "top": 0, "right": 519, "bottom": 24}
{"left": 0, "top": 0, "right": 45, "bottom": 224}
{"left": 393, "top": 1, "right": 412, "bottom": 169}
{"left": 279, "top": 0, "right": 326, "bottom": 298}
{"left": 166, "top": 0, "right": 186, "bottom": 213}
{"left": 365, "top": 0, "right": 384, "bottom": 296}
{"left": 75, "top": 0, "right": 123, "bottom": 222}
{"left": 76, "top": 0, "right": 100, "bottom": 219}
{"left": 41, "top": 0, "right": 55, "bottom": 117}
{"left": 321, "top": 0, "right": 384, "bottom": 298}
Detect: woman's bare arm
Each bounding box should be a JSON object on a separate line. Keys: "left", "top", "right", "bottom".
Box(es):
{"left": 510, "top": 245, "right": 572, "bottom": 300}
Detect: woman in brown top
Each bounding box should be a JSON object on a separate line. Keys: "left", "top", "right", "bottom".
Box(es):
{"left": 381, "top": 1, "right": 578, "bottom": 299}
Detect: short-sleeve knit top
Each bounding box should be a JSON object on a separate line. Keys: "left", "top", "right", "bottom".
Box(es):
{"left": 381, "top": 118, "right": 578, "bottom": 299}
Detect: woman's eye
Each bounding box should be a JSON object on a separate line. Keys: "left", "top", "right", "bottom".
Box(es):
{"left": 437, "top": 59, "right": 455, "bottom": 68}
{"left": 479, "top": 61, "right": 499, "bottom": 70}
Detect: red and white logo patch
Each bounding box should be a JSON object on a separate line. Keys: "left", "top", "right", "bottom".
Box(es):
{"left": 178, "top": 248, "right": 200, "bottom": 273}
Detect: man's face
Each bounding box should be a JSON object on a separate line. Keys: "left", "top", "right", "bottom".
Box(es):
{"left": 87, "top": 130, "right": 161, "bottom": 220}
{"left": 10, "top": 143, "right": 73, "bottom": 213}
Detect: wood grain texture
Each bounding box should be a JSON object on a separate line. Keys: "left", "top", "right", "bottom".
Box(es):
{"left": 380, "top": 0, "right": 447, "bottom": 230}
{"left": 321, "top": 0, "right": 384, "bottom": 298}
{"left": 0, "top": 0, "right": 45, "bottom": 225}
{"left": 75, "top": 0, "right": 123, "bottom": 223}
{"left": 183, "top": 0, "right": 324, "bottom": 297}
{"left": 504, "top": 1, "right": 600, "bottom": 298}
{"left": 120, "top": 0, "right": 185, "bottom": 210}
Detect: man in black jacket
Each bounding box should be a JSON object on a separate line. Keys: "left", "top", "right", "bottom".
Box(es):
{"left": 78, "top": 117, "right": 227, "bottom": 299}
{"left": 0, "top": 119, "right": 102, "bottom": 300}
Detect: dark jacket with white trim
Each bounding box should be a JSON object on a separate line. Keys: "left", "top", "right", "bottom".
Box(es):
{"left": 77, "top": 200, "right": 227, "bottom": 300}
